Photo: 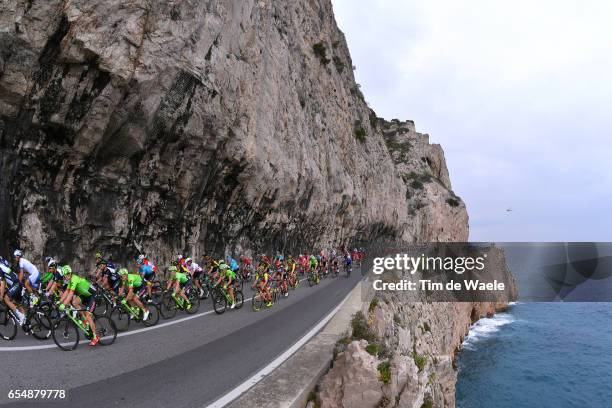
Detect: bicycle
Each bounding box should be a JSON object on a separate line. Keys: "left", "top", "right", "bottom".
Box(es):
{"left": 51, "top": 305, "right": 117, "bottom": 351}
{"left": 251, "top": 284, "right": 276, "bottom": 312}
{"left": 211, "top": 283, "right": 244, "bottom": 314}
{"left": 307, "top": 269, "right": 320, "bottom": 286}
{"left": 109, "top": 297, "right": 160, "bottom": 332}
{"left": 0, "top": 298, "right": 52, "bottom": 341}
{"left": 159, "top": 282, "right": 200, "bottom": 319}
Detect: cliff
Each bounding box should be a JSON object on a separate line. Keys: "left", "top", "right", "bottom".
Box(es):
{"left": 316, "top": 248, "right": 517, "bottom": 408}
{"left": 0, "top": 0, "right": 467, "bottom": 269}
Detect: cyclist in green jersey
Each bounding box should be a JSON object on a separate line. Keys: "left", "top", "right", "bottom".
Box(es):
{"left": 57, "top": 265, "right": 99, "bottom": 346}
{"left": 214, "top": 260, "right": 236, "bottom": 308}
{"left": 166, "top": 265, "right": 192, "bottom": 310}
{"left": 117, "top": 268, "right": 150, "bottom": 320}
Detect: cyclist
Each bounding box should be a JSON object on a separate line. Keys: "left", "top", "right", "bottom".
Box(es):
{"left": 137, "top": 254, "right": 158, "bottom": 273}
{"left": 330, "top": 252, "right": 340, "bottom": 275}
{"left": 214, "top": 260, "right": 236, "bottom": 309}
{"left": 13, "top": 250, "right": 40, "bottom": 295}
{"left": 97, "top": 258, "right": 121, "bottom": 305}
{"left": 117, "top": 268, "right": 150, "bottom": 320}
{"left": 0, "top": 256, "right": 26, "bottom": 325}
{"left": 285, "top": 255, "right": 298, "bottom": 288}
{"left": 42, "top": 259, "right": 63, "bottom": 298}
{"left": 309, "top": 254, "right": 319, "bottom": 278}
{"left": 252, "top": 265, "right": 273, "bottom": 307}
{"left": 167, "top": 265, "right": 192, "bottom": 310}
{"left": 57, "top": 265, "right": 99, "bottom": 346}
{"left": 185, "top": 258, "right": 205, "bottom": 298}
{"left": 138, "top": 263, "right": 155, "bottom": 299}
{"left": 40, "top": 258, "right": 58, "bottom": 296}
{"left": 239, "top": 255, "right": 253, "bottom": 281}
{"left": 344, "top": 251, "right": 353, "bottom": 277}
{"left": 227, "top": 256, "right": 240, "bottom": 274}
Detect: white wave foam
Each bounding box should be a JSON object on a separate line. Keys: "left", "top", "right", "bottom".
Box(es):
{"left": 461, "top": 313, "right": 514, "bottom": 350}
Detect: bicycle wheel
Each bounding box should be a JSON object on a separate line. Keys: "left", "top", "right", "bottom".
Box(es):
{"left": 109, "top": 306, "right": 131, "bottom": 332}
{"left": 212, "top": 290, "right": 227, "bottom": 315}
{"left": 234, "top": 290, "right": 244, "bottom": 309}
{"left": 94, "top": 316, "right": 117, "bottom": 346}
{"left": 160, "top": 293, "right": 177, "bottom": 319}
{"left": 251, "top": 292, "right": 264, "bottom": 312}
{"left": 307, "top": 274, "right": 316, "bottom": 287}
{"left": 142, "top": 304, "right": 160, "bottom": 326}
{"left": 52, "top": 316, "right": 79, "bottom": 351}
{"left": 0, "top": 307, "right": 17, "bottom": 340}
{"left": 185, "top": 288, "right": 200, "bottom": 314}
{"left": 30, "top": 309, "right": 52, "bottom": 340}
{"left": 93, "top": 294, "right": 110, "bottom": 317}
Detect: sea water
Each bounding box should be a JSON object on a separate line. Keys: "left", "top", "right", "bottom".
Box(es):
{"left": 456, "top": 302, "right": 612, "bottom": 408}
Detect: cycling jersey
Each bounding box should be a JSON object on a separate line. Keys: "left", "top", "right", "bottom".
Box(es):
{"left": 0, "top": 262, "right": 18, "bottom": 287}
{"left": 126, "top": 274, "right": 143, "bottom": 289}
{"left": 40, "top": 271, "right": 55, "bottom": 286}
{"left": 222, "top": 268, "right": 236, "bottom": 280}
{"left": 19, "top": 258, "right": 40, "bottom": 288}
{"left": 67, "top": 275, "right": 95, "bottom": 298}
{"left": 309, "top": 257, "right": 318, "bottom": 267}
{"left": 228, "top": 258, "right": 239, "bottom": 272}
{"left": 188, "top": 262, "right": 203, "bottom": 275}
{"left": 174, "top": 272, "right": 188, "bottom": 284}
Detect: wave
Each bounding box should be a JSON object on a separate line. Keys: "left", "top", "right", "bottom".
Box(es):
{"left": 461, "top": 313, "right": 515, "bottom": 350}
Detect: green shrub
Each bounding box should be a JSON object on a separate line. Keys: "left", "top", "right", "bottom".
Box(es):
{"left": 412, "top": 352, "right": 427, "bottom": 372}
{"left": 377, "top": 361, "right": 391, "bottom": 384}
{"left": 410, "top": 180, "right": 424, "bottom": 190}
{"left": 354, "top": 121, "right": 367, "bottom": 142}
{"left": 446, "top": 198, "right": 460, "bottom": 207}
{"left": 351, "top": 311, "right": 377, "bottom": 342}
{"left": 333, "top": 56, "right": 345, "bottom": 73}
{"left": 350, "top": 84, "right": 365, "bottom": 102}
{"left": 313, "top": 42, "right": 331, "bottom": 65}
{"left": 369, "top": 297, "right": 379, "bottom": 312}
{"left": 428, "top": 372, "right": 436, "bottom": 385}
{"left": 366, "top": 343, "right": 380, "bottom": 356}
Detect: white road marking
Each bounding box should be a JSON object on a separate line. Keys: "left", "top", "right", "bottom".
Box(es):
{"left": 0, "top": 278, "right": 312, "bottom": 351}
{"left": 205, "top": 283, "right": 355, "bottom": 408}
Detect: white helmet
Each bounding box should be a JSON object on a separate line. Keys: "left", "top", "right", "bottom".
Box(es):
{"left": 185, "top": 257, "right": 192, "bottom": 264}
{"left": 13, "top": 249, "right": 22, "bottom": 257}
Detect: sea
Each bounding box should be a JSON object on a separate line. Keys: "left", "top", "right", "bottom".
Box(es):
{"left": 456, "top": 302, "right": 612, "bottom": 408}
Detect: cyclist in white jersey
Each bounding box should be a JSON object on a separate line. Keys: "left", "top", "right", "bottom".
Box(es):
{"left": 14, "top": 250, "right": 40, "bottom": 294}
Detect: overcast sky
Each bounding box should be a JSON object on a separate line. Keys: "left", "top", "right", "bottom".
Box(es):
{"left": 332, "top": 0, "right": 612, "bottom": 242}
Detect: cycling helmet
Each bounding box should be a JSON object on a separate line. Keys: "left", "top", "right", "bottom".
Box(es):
{"left": 60, "top": 265, "right": 72, "bottom": 276}
{"left": 13, "top": 249, "right": 22, "bottom": 257}
{"left": 48, "top": 258, "right": 57, "bottom": 268}
{"left": 118, "top": 268, "right": 128, "bottom": 276}
{"left": 95, "top": 251, "right": 103, "bottom": 259}
{"left": 186, "top": 257, "right": 192, "bottom": 264}
{"left": 99, "top": 258, "right": 109, "bottom": 265}
{"left": 137, "top": 254, "right": 145, "bottom": 264}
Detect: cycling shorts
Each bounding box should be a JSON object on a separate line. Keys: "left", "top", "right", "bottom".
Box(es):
{"left": 5, "top": 283, "right": 23, "bottom": 302}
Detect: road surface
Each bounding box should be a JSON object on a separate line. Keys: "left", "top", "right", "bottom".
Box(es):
{"left": 0, "top": 269, "right": 362, "bottom": 407}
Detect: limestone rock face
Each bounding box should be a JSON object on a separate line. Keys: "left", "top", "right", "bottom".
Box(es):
{"left": 317, "top": 248, "right": 517, "bottom": 408}
{"left": 0, "top": 0, "right": 467, "bottom": 269}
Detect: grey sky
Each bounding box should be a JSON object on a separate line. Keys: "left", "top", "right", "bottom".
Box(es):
{"left": 332, "top": 0, "right": 612, "bottom": 242}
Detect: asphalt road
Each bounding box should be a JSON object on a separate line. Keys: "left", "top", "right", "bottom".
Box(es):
{"left": 0, "top": 268, "right": 362, "bottom": 407}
